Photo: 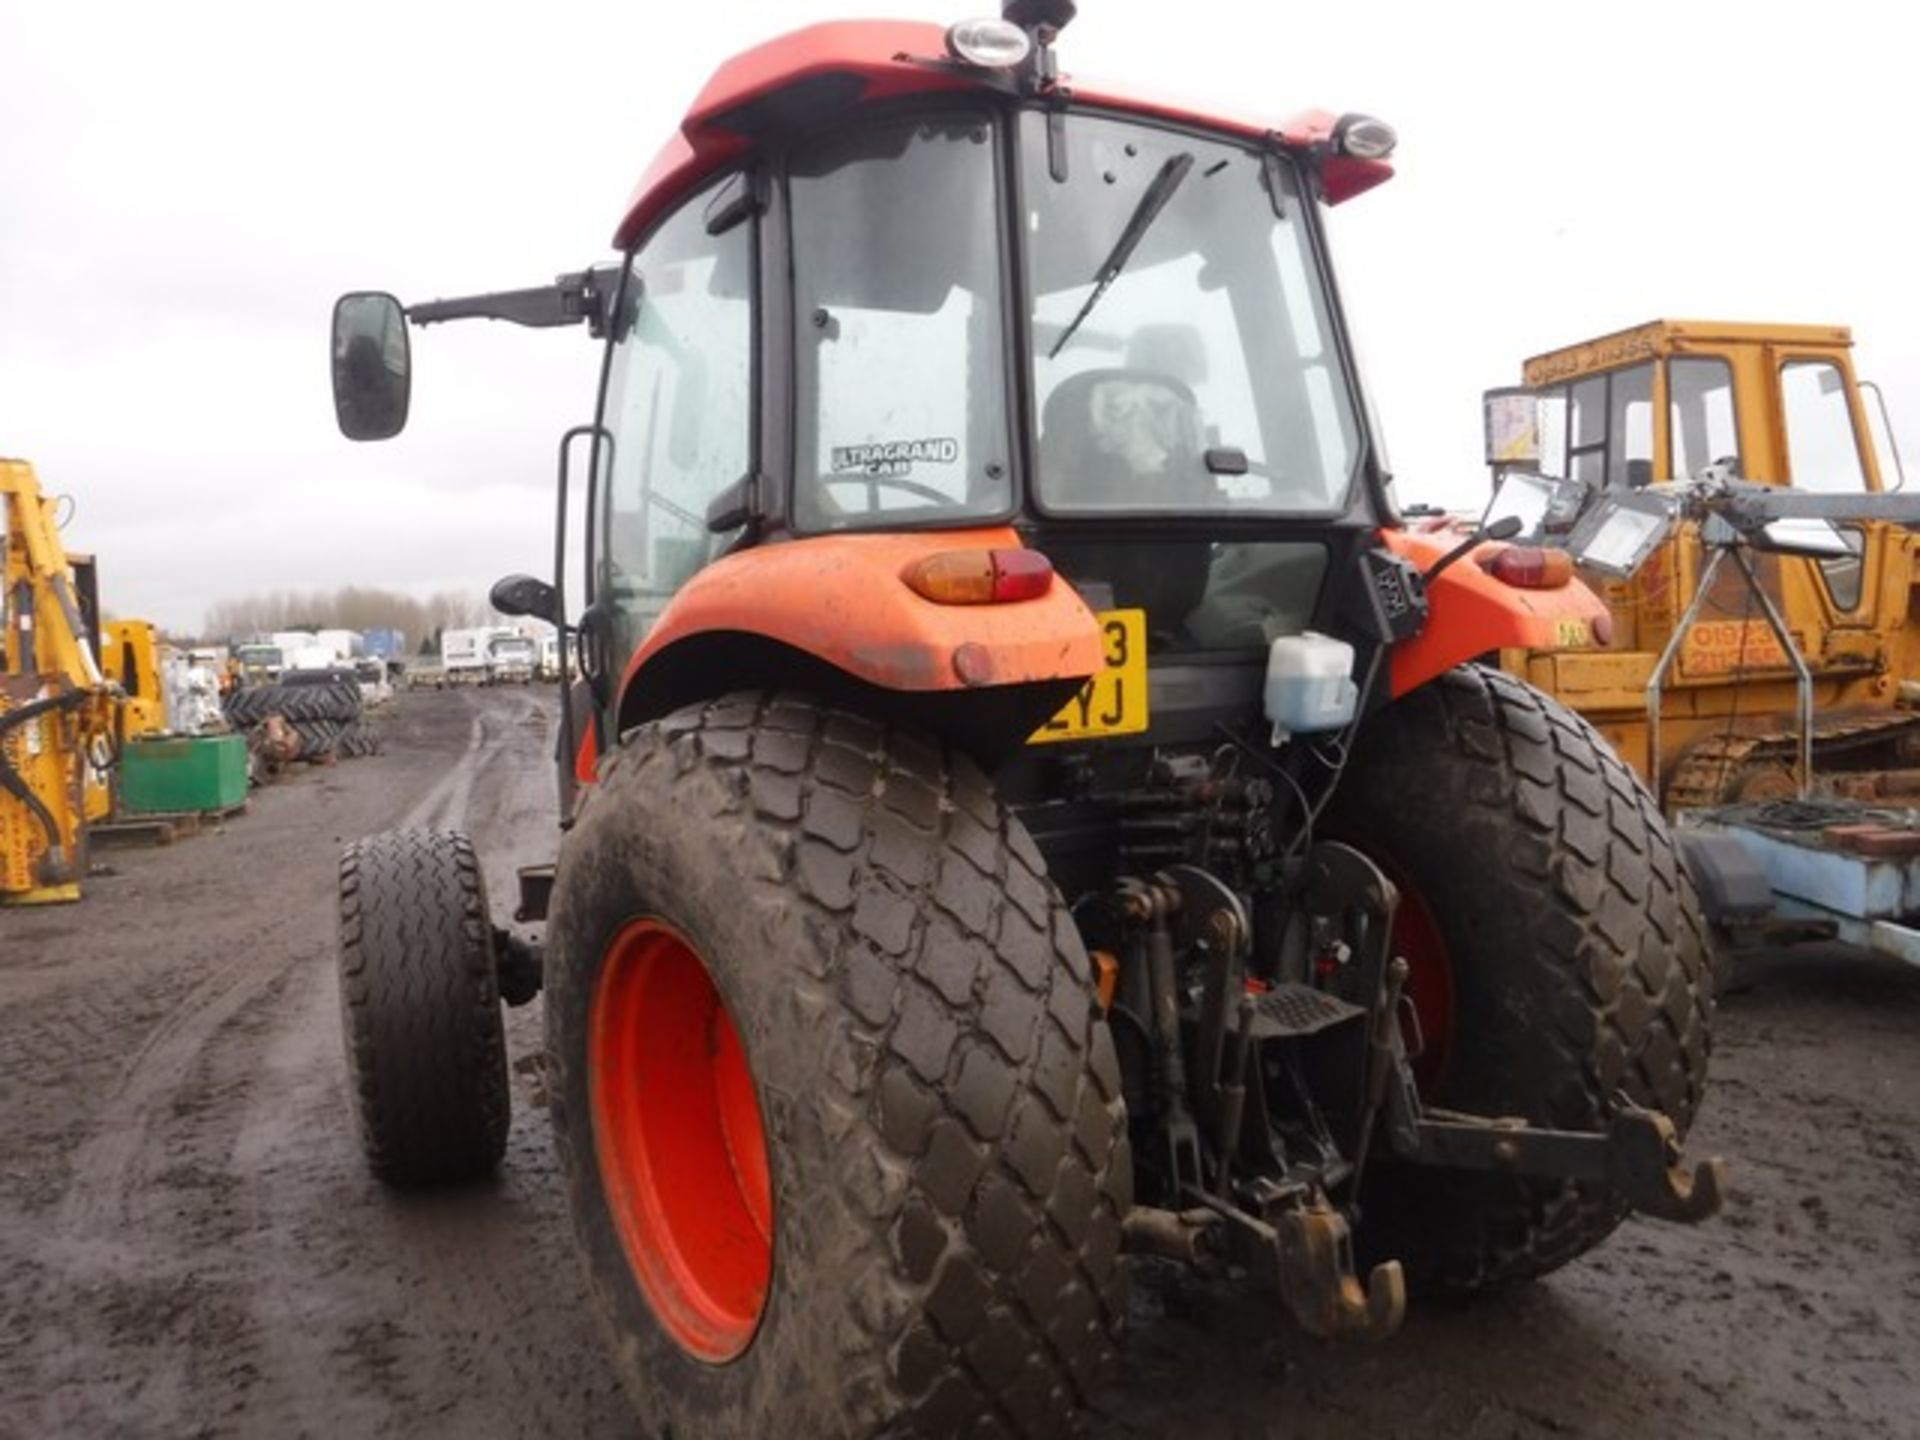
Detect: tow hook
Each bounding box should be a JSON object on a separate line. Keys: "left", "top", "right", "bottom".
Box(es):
{"left": 1274, "top": 1201, "right": 1405, "bottom": 1341}
{"left": 1599, "top": 1110, "right": 1727, "bottom": 1223}
{"left": 1122, "top": 1195, "right": 1406, "bottom": 1342}
{"left": 1404, "top": 1106, "right": 1727, "bottom": 1224}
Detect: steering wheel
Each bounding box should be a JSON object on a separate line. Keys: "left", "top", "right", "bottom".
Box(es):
{"left": 828, "top": 473, "right": 957, "bottom": 512}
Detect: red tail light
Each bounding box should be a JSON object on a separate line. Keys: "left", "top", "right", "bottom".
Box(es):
{"left": 902, "top": 548, "right": 1054, "bottom": 604}
{"left": 1478, "top": 545, "right": 1573, "bottom": 590}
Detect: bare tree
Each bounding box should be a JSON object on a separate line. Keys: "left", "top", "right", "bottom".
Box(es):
{"left": 200, "top": 586, "right": 488, "bottom": 646}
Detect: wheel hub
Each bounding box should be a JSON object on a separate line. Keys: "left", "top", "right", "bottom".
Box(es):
{"left": 590, "top": 918, "right": 773, "bottom": 1362}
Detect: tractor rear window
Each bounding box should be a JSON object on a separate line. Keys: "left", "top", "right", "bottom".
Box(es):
{"left": 1024, "top": 114, "right": 1360, "bottom": 516}
{"left": 789, "top": 118, "right": 1013, "bottom": 530}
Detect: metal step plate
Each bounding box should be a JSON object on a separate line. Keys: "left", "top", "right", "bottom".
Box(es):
{"left": 1249, "top": 981, "right": 1365, "bottom": 1040}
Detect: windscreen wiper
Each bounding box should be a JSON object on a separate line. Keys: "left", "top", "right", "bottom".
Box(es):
{"left": 1047, "top": 151, "right": 1195, "bottom": 359}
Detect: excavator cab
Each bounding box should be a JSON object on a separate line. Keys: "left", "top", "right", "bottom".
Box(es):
{"left": 1480, "top": 320, "right": 1918, "bottom": 803}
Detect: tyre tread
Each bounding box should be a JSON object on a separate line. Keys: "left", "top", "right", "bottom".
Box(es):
{"left": 1333, "top": 664, "right": 1713, "bottom": 1291}
{"left": 337, "top": 828, "right": 509, "bottom": 1186}
{"left": 549, "top": 693, "right": 1128, "bottom": 1439}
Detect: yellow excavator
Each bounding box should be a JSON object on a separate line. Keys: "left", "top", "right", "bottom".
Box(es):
{"left": 1, "top": 457, "right": 123, "bottom": 904}
{"left": 1480, "top": 319, "right": 1918, "bottom": 807}
{"left": 1474, "top": 320, "right": 1920, "bottom": 965}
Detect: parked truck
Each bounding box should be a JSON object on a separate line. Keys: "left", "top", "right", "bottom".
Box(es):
{"left": 487, "top": 632, "right": 536, "bottom": 684}
{"left": 438, "top": 626, "right": 492, "bottom": 684}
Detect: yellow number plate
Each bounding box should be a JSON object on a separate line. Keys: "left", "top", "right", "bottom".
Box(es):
{"left": 1029, "top": 609, "right": 1149, "bottom": 745}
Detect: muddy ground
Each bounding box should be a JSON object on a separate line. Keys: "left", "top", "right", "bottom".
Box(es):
{"left": 2, "top": 686, "right": 1914, "bottom": 1439}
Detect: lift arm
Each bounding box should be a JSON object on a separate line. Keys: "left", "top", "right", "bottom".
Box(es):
{"left": 3, "top": 457, "right": 102, "bottom": 688}
{"left": 2, "top": 456, "right": 118, "bottom": 903}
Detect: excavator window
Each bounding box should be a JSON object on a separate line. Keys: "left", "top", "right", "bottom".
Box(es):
{"left": 1669, "top": 357, "right": 1742, "bottom": 482}
{"left": 1560, "top": 363, "right": 1653, "bottom": 490}
{"left": 1780, "top": 360, "right": 1870, "bottom": 495}
{"left": 1818, "top": 526, "right": 1867, "bottom": 611}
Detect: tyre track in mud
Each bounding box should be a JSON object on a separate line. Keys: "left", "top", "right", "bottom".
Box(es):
{"left": 1, "top": 688, "right": 628, "bottom": 1438}
{"left": 4, "top": 689, "right": 1918, "bottom": 1438}
{"left": 1107, "top": 945, "right": 1920, "bottom": 1440}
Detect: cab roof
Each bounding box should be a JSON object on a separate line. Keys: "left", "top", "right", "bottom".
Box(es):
{"left": 613, "top": 19, "right": 1390, "bottom": 247}
{"left": 1522, "top": 319, "right": 1854, "bottom": 385}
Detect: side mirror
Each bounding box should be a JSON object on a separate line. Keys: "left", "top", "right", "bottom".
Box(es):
{"left": 490, "top": 573, "right": 561, "bottom": 624}
{"left": 331, "top": 292, "right": 411, "bottom": 441}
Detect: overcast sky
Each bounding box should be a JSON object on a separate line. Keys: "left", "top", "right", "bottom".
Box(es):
{"left": 5, "top": 0, "right": 1915, "bottom": 634}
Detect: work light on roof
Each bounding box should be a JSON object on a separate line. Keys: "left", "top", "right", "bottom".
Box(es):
{"left": 1333, "top": 114, "right": 1397, "bottom": 160}
{"left": 946, "top": 17, "right": 1032, "bottom": 68}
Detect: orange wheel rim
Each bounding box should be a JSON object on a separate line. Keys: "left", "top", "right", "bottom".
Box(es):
{"left": 590, "top": 918, "right": 773, "bottom": 1361}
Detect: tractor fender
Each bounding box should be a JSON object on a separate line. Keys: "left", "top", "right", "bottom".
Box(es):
{"left": 1378, "top": 530, "right": 1610, "bottom": 699}
{"left": 602, "top": 528, "right": 1102, "bottom": 753}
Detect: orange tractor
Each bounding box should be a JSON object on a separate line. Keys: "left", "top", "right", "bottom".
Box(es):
{"left": 330, "top": 8, "right": 1721, "bottom": 1436}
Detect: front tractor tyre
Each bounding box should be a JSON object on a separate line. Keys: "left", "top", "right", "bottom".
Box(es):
{"left": 336, "top": 829, "right": 512, "bottom": 1186}
{"left": 546, "top": 694, "right": 1132, "bottom": 1440}
{"left": 1325, "top": 665, "right": 1714, "bottom": 1294}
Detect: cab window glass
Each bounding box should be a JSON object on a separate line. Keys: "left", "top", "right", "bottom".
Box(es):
{"left": 1024, "top": 114, "right": 1359, "bottom": 514}
{"left": 789, "top": 118, "right": 1011, "bottom": 529}
{"left": 600, "top": 192, "right": 754, "bottom": 660}
{"left": 1561, "top": 364, "right": 1652, "bottom": 488}
{"left": 1781, "top": 360, "right": 1868, "bottom": 494}
{"left": 1820, "top": 525, "right": 1867, "bottom": 611}
{"left": 1668, "top": 357, "right": 1740, "bottom": 480}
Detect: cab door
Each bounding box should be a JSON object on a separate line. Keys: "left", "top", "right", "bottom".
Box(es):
{"left": 590, "top": 179, "right": 757, "bottom": 736}
{"left": 1772, "top": 350, "right": 1885, "bottom": 663}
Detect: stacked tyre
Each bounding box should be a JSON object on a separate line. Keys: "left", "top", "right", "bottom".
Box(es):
{"left": 224, "top": 678, "right": 378, "bottom": 760}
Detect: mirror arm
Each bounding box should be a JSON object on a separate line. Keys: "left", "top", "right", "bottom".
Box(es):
{"left": 407, "top": 268, "right": 611, "bottom": 333}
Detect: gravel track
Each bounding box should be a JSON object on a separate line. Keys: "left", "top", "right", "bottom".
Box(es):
{"left": 1, "top": 687, "right": 1913, "bottom": 1439}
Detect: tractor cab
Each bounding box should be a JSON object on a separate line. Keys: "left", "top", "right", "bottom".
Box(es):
{"left": 331, "top": 12, "right": 1440, "bottom": 781}
{"left": 327, "top": 12, "right": 1725, "bottom": 1438}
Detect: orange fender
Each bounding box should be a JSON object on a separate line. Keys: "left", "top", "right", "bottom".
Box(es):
{"left": 617, "top": 527, "right": 1103, "bottom": 709}
{"left": 1378, "top": 531, "right": 1608, "bottom": 698}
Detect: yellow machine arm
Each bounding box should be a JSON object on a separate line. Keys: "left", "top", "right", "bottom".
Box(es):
{"left": 2, "top": 457, "right": 117, "bottom": 904}
{"left": 3, "top": 458, "right": 103, "bottom": 688}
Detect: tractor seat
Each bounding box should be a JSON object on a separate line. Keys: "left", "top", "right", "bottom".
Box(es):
{"left": 1038, "top": 367, "right": 1215, "bottom": 633}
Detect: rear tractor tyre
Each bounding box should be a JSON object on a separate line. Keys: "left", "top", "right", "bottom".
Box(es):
{"left": 546, "top": 693, "right": 1131, "bottom": 1440}
{"left": 338, "top": 719, "right": 383, "bottom": 758}
{"left": 337, "top": 829, "right": 510, "bottom": 1186}
{"left": 1325, "top": 664, "right": 1714, "bottom": 1295}
{"left": 290, "top": 717, "right": 344, "bottom": 758}
{"left": 222, "top": 684, "right": 277, "bottom": 728}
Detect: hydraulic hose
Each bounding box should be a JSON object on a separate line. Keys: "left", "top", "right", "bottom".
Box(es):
{"left": 0, "top": 690, "right": 89, "bottom": 854}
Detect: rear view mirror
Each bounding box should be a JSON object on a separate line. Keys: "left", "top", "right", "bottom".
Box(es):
{"left": 490, "top": 572, "right": 561, "bottom": 624}
{"left": 332, "top": 292, "right": 411, "bottom": 441}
